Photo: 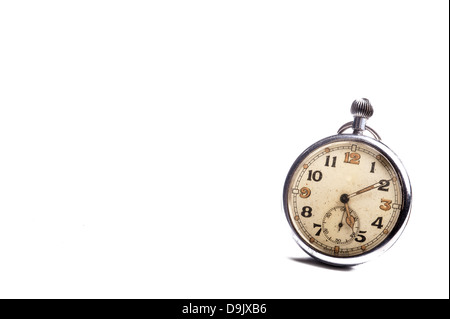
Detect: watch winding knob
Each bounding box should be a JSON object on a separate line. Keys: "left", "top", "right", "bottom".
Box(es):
{"left": 351, "top": 98, "right": 374, "bottom": 119}
{"left": 351, "top": 98, "right": 373, "bottom": 134}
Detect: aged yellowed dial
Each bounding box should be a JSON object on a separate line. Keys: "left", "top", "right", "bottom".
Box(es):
{"left": 283, "top": 98, "right": 412, "bottom": 266}
{"left": 287, "top": 141, "right": 402, "bottom": 258}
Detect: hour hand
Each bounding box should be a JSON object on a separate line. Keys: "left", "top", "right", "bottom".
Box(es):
{"left": 344, "top": 203, "right": 355, "bottom": 230}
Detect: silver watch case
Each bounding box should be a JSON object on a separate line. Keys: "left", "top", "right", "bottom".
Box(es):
{"left": 283, "top": 133, "right": 412, "bottom": 267}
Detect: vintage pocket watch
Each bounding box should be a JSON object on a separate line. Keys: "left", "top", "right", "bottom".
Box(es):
{"left": 283, "top": 98, "right": 412, "bottom": 266}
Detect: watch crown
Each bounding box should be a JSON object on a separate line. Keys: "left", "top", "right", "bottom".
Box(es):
{"left": 350, "top": 98, "right": 374, "bottom": 135}
{"left": 338, "top": 98, "right": 381, "bottom": 140}
{"left": 351, "top": 98, "right": 374, "bottom": 119}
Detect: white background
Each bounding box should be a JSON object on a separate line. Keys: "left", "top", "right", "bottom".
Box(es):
{"left": 0, "top": 1, "right": 448, "bottom": 299}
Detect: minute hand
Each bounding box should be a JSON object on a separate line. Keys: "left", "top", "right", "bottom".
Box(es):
{"left": 347, "top": 179, "right": 391, "bottom": 199}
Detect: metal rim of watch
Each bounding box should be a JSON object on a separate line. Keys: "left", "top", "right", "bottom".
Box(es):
{"left": 283, "top": 133, "right": 412, "bottom": 267}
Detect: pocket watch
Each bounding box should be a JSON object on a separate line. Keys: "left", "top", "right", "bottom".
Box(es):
{"left": 283, "top": 98, "right": 412, "bottom": 266}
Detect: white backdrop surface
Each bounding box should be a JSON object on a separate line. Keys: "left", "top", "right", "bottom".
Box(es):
{"left": 0, "top": 1, "right": 448, "bottom": 299}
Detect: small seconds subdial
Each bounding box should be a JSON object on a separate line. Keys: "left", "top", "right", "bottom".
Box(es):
{"left": 322, "top": 206, "right": 360, "bottom": 245}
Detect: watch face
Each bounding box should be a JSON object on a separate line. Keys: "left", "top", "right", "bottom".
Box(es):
{"left": 284, "top": 135, "right": 410, "bottom": 265}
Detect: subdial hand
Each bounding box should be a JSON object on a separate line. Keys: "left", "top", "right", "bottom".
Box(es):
{"left": 338, "top": 216, "right": 344, "bottom": 232}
